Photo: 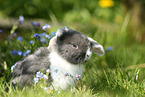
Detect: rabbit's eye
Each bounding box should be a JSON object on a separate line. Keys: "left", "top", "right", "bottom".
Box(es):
{"left": 72, "top": 44, "right": 78, "bottom": 49}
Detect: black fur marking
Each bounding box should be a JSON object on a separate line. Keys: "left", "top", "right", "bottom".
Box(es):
{"left": 57, "top": 29, "right": 89, "bottom": 64}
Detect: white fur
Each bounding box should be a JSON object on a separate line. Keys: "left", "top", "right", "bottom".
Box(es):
{"left": 47, "top": 32, "right": 103, "bottom": 90}
{"left": 49, "top": 51, "right": 84, "bottom": 90}
{"left": 48, "top": 36, "right": 57, "bottom": 50}
{"left": 85, "top": 47, "right": 92, "bottom": 61}
{"left": 56, "top": 29, "right": 63, "bottom": 37}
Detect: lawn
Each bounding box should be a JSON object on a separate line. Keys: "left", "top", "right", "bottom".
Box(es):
{"left": 0, "top": 15, "right": 145, "bottom": 97}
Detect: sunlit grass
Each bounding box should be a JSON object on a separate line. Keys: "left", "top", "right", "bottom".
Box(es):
{"left": 0, "top": 15, "right": 145, "bottom": 97}
{"left": 0, "top": 81, "right": 95, "bottom": 97}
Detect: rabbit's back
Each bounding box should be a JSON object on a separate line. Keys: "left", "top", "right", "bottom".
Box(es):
{"left": 8, "top": 47, "right": 51, "bottom": 88}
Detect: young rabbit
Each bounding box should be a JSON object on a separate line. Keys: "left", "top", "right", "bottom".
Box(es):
{"left": 7, "top": 26, "right": 105, "bottom": 90}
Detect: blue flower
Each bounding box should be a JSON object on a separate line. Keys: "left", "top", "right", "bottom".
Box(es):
{"left": 32, "top": 21, "right": 41, "bottom": 26}
{"left": 23, "top": 50, "right": 31, "bottom": 56}
{"left": 34, "top": 77, "right": 39, "bottom": 83}
{"left": 43, "top": 74, "right": 48, "bottom": 79}
{"left": 0, "top": 29, "right": 3, "bottom": 33}
{"left": 36, "top": 71, "right": 43, "bottom": 78}
{"left": 17, "top": 50, "right": 23, "bottom": 56}
{"left": 40, "top": 38, "right": 47, "bottom": 43}
{"left": 42, "top": 24, "right": 51, "bottom": 31}
{"left": 22, "top": 53, "right": 27, "bottom": 56}
{"left": 19, "top": 16, "right": 24, "bottom": 24}
{"left": 17, "top": 36, "right": 23, "bottom": 42}
{"left": 25, "top": 50, "right": 31, "bottom": 55}
{"left": 30, "top": 40, "right": 34, "bottom": 44}
{"left": 45, "top": 34, "right": 52, "bottom": 39}
{"left": 107, "top": 47, "right": 113, "bottom": 51}
{"left": 51, "top": 32, "right": 56, "bottom": 36}
{"left": 33, "top": 33, "right": 41, "bottom": 39}
{"left": 12, "top": 50, "right": 17, "bottom": 55}
{"left": 34, "top": 33, "right": 42, "bottom": 37}
{"left": 33, "top": 33, "right": 38, "bottom": 37}
{"left": 41, "top": 32, "right": 46, "bottom": 36}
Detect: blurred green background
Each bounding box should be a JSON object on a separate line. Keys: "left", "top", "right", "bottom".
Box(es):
{"left": 0, "top": 0, "right": 145, "bottom": 96}
{"left": 0, "top": 0, "right": 145, "bottom": 41}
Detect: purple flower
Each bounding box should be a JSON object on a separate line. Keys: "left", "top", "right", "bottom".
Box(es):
{"left": 17, "top": 36, "right": 23, "bottom": 42}
{"left": 76, "top": 77, "right": 80, "bottom": 80}
{"left": 42, "top": 24, "right": 51, "bottom": 31}
{"left": 0, "top": 29, "right": 3, "bottom": 33}
{"left": 64, "top": 73, "right": 69, "bottom": 76}
{"left": 32, "top": 21, "right": 41, "bottom": 26}
{"left": 76, "top": 74, "right": 81, "bottom": 78}
{"left": 30, "top": 40, "right": 34, "bottom": 44}
{"left": 17, "top": 50, "right": 23, "bottom": 56}
{"left": 51, "top": 32, "right": 56, "bottom": 36}
{"left": 12, "top": 32, "right": 17, "bottom": 37}
{"left": 9, "top": 35, "right": 13, "bottom": 39}
{"left": 19, "top": 16, "right": 24, "bottom": 24}
{"left": 9, "top": 32, "right": 17, "bottom": 39}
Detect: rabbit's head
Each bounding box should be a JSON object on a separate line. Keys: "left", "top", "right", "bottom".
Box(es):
{"left": 48, "top": 27, "right": 105, "bottom": 64}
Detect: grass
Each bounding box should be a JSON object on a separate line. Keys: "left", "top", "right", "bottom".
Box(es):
{"left": 0, "top": 17, "right": 145, "bottom": 97}
{"left": 0, "top": 82, "right": 95, "bottom": 97}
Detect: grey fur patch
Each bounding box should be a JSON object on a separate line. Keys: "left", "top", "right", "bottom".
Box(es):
{"left": 8, "top": 47, "right": 51, "bottom": 88}
{"left": 56, "top": 28, "right": 90, "bottom": 64}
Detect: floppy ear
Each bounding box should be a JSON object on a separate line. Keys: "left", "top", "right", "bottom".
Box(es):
{"left": 88, "top": 37, "right": 105, "bottom": 56}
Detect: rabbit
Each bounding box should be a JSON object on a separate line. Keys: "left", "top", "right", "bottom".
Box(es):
{"left": 7, "top": 26, "right": 105, "bottom": 91}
